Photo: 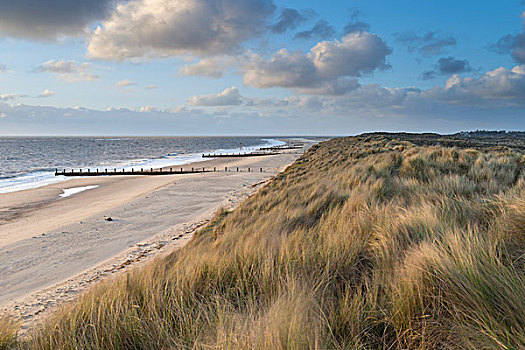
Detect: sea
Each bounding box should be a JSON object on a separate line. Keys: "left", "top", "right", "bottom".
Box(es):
{"left": 0, "top": 137, "right": 289, "bottom": 194}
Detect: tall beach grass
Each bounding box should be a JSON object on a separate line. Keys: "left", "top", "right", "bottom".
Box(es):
{"left": 3, "top": 135, "right": 525, "bottom": 349}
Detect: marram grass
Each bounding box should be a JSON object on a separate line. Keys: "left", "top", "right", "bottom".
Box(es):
{"left": 0, "top": 317, "right": 18, "bottom": 350}
{"left": 4, "top": 135, "right": 525, "bottom": 349}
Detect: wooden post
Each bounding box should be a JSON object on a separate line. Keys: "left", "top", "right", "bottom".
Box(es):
{"left": 225, "top": 167, "right": 227, "bottom": 171}
{"left": 260, "top": 168, "right": 263, "bottom": 172}
{"left": 214, "top": 167, "right": 216, "bottom": 172}
{"left": 97, "top": 169, "right": 99, "bottom": 173}
{"left": 203, "top": 167, "right": 205, "bottom": 172}
{"left": 237, "top": 167, "right": 239, "bottom": 172}
{"left": 63, "top": 169, "right": 66, "bottom": 174}
{"left": 248, "top": 168, "right": 250, "bottom": 172}
{"left": 192, "top": 167, "right": 194, "bottom": 172}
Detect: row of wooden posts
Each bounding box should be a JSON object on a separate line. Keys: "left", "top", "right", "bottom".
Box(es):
{"left": 202, "top": 151, "right": 304, "bottom": 157}
{"left": 55, "top": 144, "right": 305, "bottom": 177}
{"left": 55, "top": 166, "right": 265, "bottom": 177}
{"left": 259, "top": 146, "right": 303, "bottom": 151}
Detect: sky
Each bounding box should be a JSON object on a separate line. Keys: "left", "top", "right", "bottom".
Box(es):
{"left": 0, "top": 0, "right": 524, "bottom": 135}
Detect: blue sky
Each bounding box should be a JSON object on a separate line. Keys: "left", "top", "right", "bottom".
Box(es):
{"left": 0, "top": 0, "right": 524, "bottom": 135}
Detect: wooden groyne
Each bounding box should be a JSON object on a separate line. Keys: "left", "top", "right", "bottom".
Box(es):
{"left": 202, "top": 151, "right": 280, "bottom": 158}
{"left": 259, "top": 146, "right": 303, "bottom": 151}
{"left": 55, "top": 166, "right": 266, "bottom": 177}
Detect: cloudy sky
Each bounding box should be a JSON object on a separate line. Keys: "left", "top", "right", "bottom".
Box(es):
{"left": 0, "top": 0, "right": 524, "bottom": 135}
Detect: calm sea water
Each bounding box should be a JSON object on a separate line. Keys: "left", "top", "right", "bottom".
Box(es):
{"left": 0, "top": 137, "right": 286, "bottom": 193}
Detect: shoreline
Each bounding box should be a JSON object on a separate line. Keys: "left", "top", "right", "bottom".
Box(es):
{"left": 0, "top": 138, "right": 287, "bottom": 195}
{"left": 0, "top": 145, "right": 311, "bottom": 332}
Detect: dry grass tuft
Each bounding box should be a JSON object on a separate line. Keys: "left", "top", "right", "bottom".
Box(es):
{"left": 0, "top": 317, "right": 18, "bottom": 350}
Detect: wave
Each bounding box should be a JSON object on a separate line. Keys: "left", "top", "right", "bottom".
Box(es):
{"left": 0, "top": 138, "right": 286, "bottom": 194}
{"left": 0, "top": 170, "right": 69, "bottom": 194}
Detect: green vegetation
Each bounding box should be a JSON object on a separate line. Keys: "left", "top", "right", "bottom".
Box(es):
{"left": 4, "top": 135, "right": 525, "bottom": 349}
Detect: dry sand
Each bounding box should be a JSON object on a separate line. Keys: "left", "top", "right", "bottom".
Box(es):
{"left": 0, "top": 146, "right": 309, "bottom": 331}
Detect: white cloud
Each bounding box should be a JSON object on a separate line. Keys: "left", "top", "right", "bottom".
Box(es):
{"left": 38, "top": 60, "right": 99, "bottom": 82}
{"left": 311, "top": 32, "right": 392, "bottom": 77}
{"left": 297, "top": 79, "right": 361, "bottom": 96}
{"left": 115, "top": 79, "right": 135, "bottom": 88}
{"left": 245, "top": 97, "right": 289, "bottom": 108}
{"left": 136, "top": 105, "right": 158, "bottom": 112}
{"left": 0, "top": 102, "right": 290, "bottom": 136}
{"left": 179, "top": 57, "right": 234, "bottom": 78}
{"left": 87, "top": 0, "right": 276, "bottom": 60}
{"left": 0, "top": 93, "right": 25, "bottom": 101}
{"left": 277, "top": 65, "right": 525, "bottom": 117}
{"left": 423, "top": 65, "right": 525, "bottom": 106}
{"left": 513, "top": 65, "right": 525, "bottom": 75}
{"left": 38, "top": 60, "right": 77, "bottom": 74}
{"left": 181, "top": 66, "right": 525, "bottom": 119}
{"left": 2, "top": 68, "right": 525, "bottom": 136}
{"left": 280, "top": 85, "right": 421, "bottom": 117}
{"left": 188, "top": 87, "right": 294, "bottom": 108}
{"left": 242, "top": 32, "right": 391, "bottom": 95}
{"left": 38, "top": 89, "right": 55, "bottom": 98}
{"left": 243, "top": 49, "right": 317, "bottom": 88}
{"left": 0, "top": 0, "right": 114, "bottom": 40}
{"left": 188, "top": 86, "right": 243, "bottom": 106}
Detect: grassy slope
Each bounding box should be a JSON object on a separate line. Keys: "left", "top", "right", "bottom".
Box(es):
{"left": 5, "top": 135, "right": 525, "bottom": 349}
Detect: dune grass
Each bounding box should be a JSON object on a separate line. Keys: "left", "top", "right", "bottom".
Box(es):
{"left": 0, "top": 317, "right": 18, "bottom": 350}
{"left": 4, "top": 135, "right": 525, "bottom": 349}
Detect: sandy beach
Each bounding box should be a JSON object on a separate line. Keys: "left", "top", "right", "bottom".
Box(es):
{"left": 0, "top": 146, "right": 308, "bottom": 330}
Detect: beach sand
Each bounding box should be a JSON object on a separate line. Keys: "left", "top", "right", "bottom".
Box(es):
{"left": 0, "top": 146, "right": 308, "bottom": 331}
